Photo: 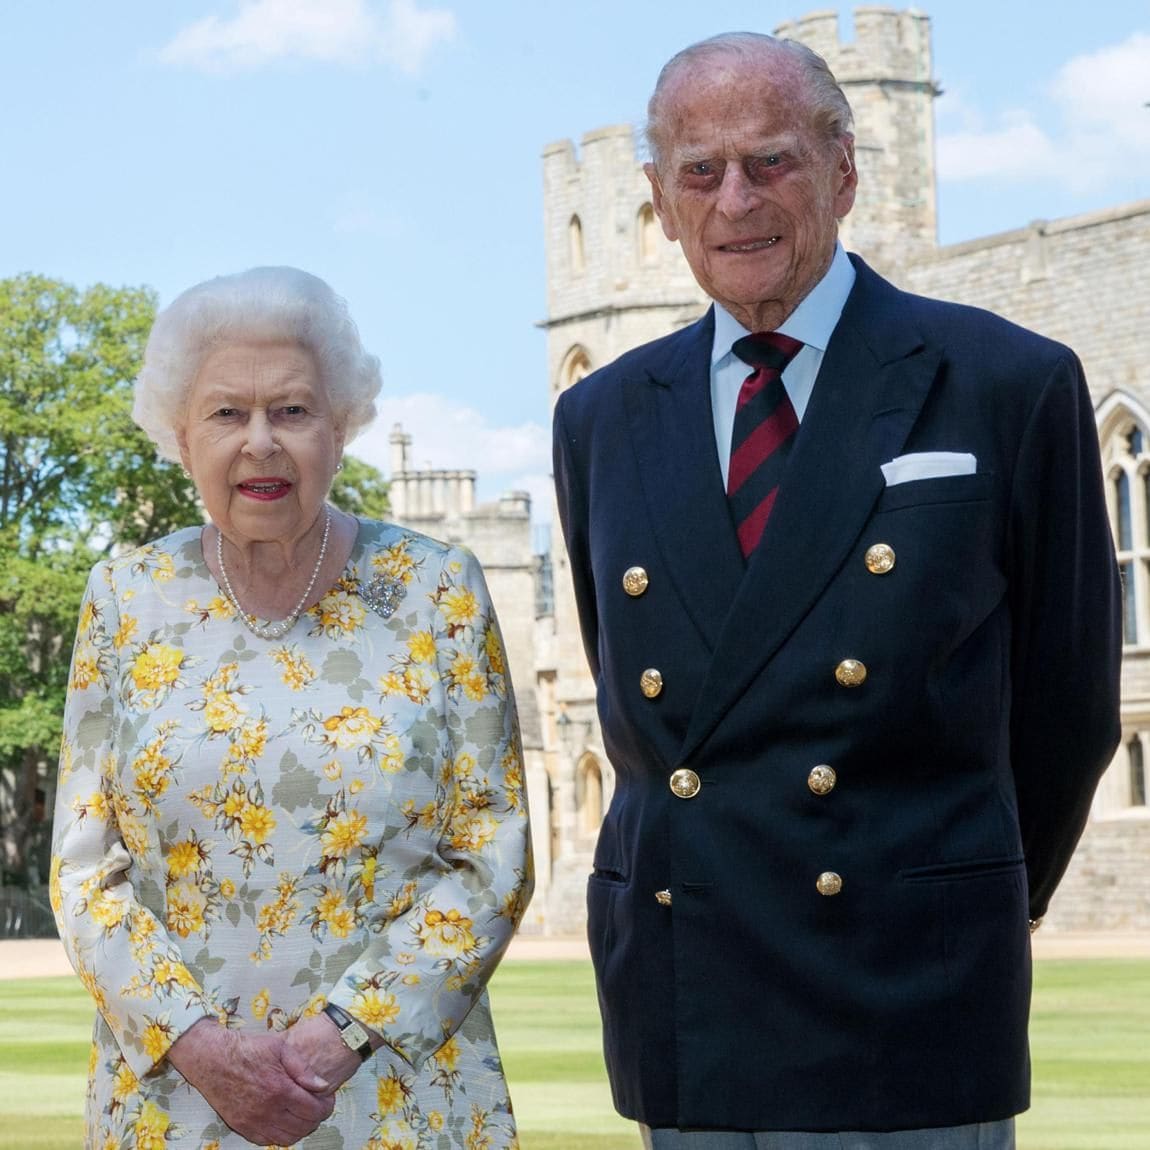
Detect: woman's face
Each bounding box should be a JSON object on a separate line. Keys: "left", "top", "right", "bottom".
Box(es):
{"left": 177, "top": 340, "right": 344, "bottom": 549}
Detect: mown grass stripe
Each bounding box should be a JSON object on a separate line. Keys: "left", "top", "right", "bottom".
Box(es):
{"left": 0, "top": 959, "right": 1145, "bottom": 1149}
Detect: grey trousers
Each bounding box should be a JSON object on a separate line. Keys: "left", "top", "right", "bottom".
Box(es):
{"left": 640, "top": 1119, "right": 1015, "bottom": 1150}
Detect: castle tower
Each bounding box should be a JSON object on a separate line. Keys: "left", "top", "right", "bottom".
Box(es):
{"left": 541, "top": 125, "right": 708, "bottom": 404}
{"left": 776, "top": 8, "right": 938, "bottom": 274}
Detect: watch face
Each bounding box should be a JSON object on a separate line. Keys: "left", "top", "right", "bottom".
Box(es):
{"left": 342, "top": 1020, "right": 370, "bottom": 1051}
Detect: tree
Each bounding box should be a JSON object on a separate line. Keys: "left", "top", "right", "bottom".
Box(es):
{"left": 329, "top": 453, "right": 390, "bottom": 520}
{"left": 0, "top": 274, "right": 200, "bottom": 896}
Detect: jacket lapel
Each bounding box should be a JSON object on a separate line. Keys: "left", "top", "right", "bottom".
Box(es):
{"left": 623, "top": 309, "right": 746, "bottom": 650}
{"left": 678, "top": 259, "right": 943, "bottom": 762}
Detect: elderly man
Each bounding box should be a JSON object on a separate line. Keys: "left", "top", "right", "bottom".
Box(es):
{"left": 552, "top": 32, "right": 1121, "bottom": 1150}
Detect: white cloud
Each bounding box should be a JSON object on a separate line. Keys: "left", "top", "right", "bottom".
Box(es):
{"left": 383, "top": 0, "right": 456, "bottom": 73}
{"left": 347, "top": 392, "right": 553, "bottom": 522}
{"left": 938, "top": 31, "right": 1150, "bottom": 193}
{"left": 159, "top": 0, "right": 457, "bottom": 74}
{"left": 937, "top": 112, "right": 1056, "bottom": 183}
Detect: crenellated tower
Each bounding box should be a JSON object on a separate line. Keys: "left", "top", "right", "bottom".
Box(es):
{"left": 776, "top": 7, "right": 937, "bottom": 273}
{"left": 541, "top": 126, "right": 708, "bottom": 404}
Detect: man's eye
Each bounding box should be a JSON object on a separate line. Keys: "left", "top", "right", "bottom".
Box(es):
{"left": 681, "top": 161, "right": 721, "bottom": 187}
{"left": 213, "top": 407, "right": 239, "bottom": 419}
{"left": 745, "top": 154, "right": 784, "bottom": 183}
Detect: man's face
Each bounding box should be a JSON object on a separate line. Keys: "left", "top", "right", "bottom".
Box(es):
{"left": 646, "top": 55, "right": 856, "bottom": 332}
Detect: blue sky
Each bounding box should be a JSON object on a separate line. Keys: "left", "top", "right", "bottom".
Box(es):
{"left": 3, "top": 1, "right": 1149, "bottom": 524}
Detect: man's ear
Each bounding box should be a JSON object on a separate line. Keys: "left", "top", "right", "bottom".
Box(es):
{"left": 834, "top": 141, "right": 858, "bottom": 220}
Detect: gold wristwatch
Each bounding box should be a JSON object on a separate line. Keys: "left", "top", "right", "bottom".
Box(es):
{"left": 323, "top": 1002, "right": 372, "bottom": 1061}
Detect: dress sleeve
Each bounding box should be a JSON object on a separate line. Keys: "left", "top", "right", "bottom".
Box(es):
{"left": 327, "top": 546, "right": 534, "bottom": 1068}
{"left": 51, "top": 563, "right": 213, "bottom": 1078}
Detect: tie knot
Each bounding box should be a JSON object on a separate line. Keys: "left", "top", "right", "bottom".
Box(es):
{"left": 732, "top": 331, "right": 804, "bottom": 372}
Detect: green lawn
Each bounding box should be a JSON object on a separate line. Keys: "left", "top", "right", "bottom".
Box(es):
{"left": 1, "top": 959, "right": 1146, "bottom": 1150}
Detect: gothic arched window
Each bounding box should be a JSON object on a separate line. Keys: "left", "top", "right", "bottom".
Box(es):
{"left": 568, "top": 214, "right": 585, "bottom": 275}
{"left": 558, "top": 345, "right": 592, "bottom": 395}
{"left": 1103, "top": 411, "right": 1150, "bottom": 645}
{"left": 1131, "top": 736, "right": 1147, "bottom": 808}
{"left": 577, "top": 753, "right": 604, "bottom": 835}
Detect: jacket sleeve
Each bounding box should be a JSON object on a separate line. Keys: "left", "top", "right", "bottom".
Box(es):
{"left": 326, "top": 547, "right": 533, "bottom": 1068}
{"left": 1006, "top": 351, "right": 1122, "bottom": 919}
{"left": 51, "top": 564, "right": 214, "bottom": 1079}
{"left": 553, "top": 392, "right": 602, "bottom": 681}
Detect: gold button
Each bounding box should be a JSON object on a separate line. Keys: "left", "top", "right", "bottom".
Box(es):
{"left": 816, "top": 871, "right": 843, "bottom": 897}
{"left": 655, "top": 889, "right": 672, "bottom": 907}
{"left": 835, "top": 659, "right": 867, "bottom": 688}
{"left": 808, "top": 765, "right": 837, "bottom": 795}
{"left": 669, "top": 768, "right": 701, "bottom": 799}
{"left": 640, "top": 668, "right": 664, "bottom": 698}
{"left": 623, "top": 566, "right": 649, "bottom": 597}
{"left": 864, "top": 543, "right": 896, "bottom": 575}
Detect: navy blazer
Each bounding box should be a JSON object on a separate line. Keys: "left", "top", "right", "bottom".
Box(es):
{"left": 552, "top": 256, "right": 1122, "bottom": 1132}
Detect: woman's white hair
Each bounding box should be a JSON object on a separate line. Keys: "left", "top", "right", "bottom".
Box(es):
{"left": 133, "top": 266, "right": 382, "bottom": 462}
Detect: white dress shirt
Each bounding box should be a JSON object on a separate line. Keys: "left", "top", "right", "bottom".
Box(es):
{"left": 710, "top": 243, "right": 856, "bottom": 489}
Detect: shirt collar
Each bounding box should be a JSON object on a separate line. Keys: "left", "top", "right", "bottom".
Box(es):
{"left": 711, "top": 243, "right": 856, "bottom": 367}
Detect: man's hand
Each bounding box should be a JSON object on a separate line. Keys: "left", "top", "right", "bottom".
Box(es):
{"left": 167, "top": 1018, "right": 335, "bottom": 1146}
{"left": 282, "top": 1013, "right": 366, "bottom": 1095}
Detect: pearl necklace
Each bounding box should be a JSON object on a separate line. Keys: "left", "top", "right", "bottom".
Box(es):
{"left": 216, "top": 507, "right": 332, "bottom": 640}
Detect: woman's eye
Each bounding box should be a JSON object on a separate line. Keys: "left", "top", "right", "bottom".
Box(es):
{"left": 280, "top": 405, "right": 307, "bottom": 418}
{"left": 213, "top": 407, "right": 239, "bottom": 419}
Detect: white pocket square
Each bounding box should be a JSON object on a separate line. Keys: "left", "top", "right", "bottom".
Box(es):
{"left": 881, "top": 452, "right": 977, "bottom": 486}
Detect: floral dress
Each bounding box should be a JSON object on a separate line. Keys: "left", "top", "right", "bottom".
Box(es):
{"left": 51, "top": 520, "right": 533, "bottom": 1150}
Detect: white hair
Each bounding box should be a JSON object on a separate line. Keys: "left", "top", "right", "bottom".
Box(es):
{"left": 646, "top": 32, "right": 855, "bottom": 170}
{"left": 133, "top": 266, "right": 382, "bottom": 462}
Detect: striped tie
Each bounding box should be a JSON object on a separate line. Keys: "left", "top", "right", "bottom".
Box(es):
{"left": 727, "top": 332, "right": 804, "bottom": 558}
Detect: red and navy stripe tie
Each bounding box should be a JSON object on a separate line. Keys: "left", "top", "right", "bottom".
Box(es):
{"left": 727, "top": 332, "right": 804, "bottom": 558}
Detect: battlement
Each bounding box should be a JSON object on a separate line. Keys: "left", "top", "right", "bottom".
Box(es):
{"left": 387, "top": 423, "right": 531, "bottom": 524}
{"left": 773, "top": 7, "right": 939, "bottom": 270}
{"left": 541, "top": 124, "right": 637, "bottom": 183}
{"left": 387, "top": 423, "right": 477, "bottom": 520}
{"left": 541, "top": 122, "right": 705, "bottom": 352}
{"left": 775, "top": 7, "right": 931, "bottom": 84}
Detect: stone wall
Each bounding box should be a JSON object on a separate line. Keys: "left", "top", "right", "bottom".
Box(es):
{"left": 777, "top": 8, "right": 937, "bottom": 276}
{"left": 902, "top": 202, "right": 1150, "bottom": 405}
{"left": 1046, "top": 818, "right": 1150, "bottom": 931}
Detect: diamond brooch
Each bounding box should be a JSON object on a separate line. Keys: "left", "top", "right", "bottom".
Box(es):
{"left": 360, "top": 574, "right": 406, "bottom": 618}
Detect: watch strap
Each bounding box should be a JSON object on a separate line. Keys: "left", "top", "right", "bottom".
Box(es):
{"left": 323, "top": 1002, "right": 372, "bottom": 1061}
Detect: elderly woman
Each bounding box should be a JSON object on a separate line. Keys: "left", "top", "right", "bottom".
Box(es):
{"left": 51, "top": 266, "right": 532, "bottom": 1149}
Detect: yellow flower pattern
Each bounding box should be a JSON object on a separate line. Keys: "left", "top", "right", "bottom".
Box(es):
{"left": 53, "top": 522, "right": 530, "bottom": 1149}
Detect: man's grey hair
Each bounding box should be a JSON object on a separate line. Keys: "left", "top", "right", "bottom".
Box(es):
{"left": 646, "top": 32, "right": 855, "bottom": 169}
{"left": 133, "top": 266, "right": 381, "bottom": 462}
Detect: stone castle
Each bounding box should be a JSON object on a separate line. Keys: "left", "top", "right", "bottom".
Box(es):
{"left": 391, "top": 7, "right": 1150, "bottom": 933}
